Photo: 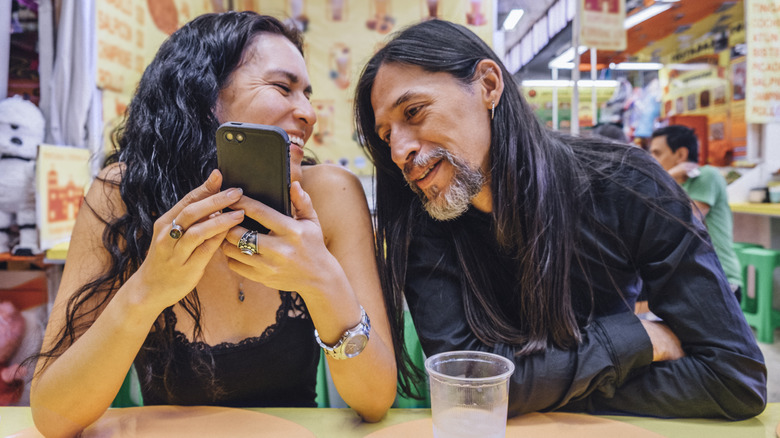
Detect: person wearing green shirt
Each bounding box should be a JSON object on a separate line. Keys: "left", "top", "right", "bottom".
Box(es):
{"left": 650, "top": 125, "right": 742, "bottom": 300}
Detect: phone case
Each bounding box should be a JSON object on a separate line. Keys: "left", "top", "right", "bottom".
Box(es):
{"left": 216, "top": 122, "right": 291, "bottom": 233}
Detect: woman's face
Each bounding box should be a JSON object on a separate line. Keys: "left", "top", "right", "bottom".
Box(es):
{"left": 216, "top": 33, "right": 317, "bottom": 183}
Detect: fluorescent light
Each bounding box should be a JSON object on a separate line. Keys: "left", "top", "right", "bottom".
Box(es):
{"left": 549, "top": 45, "right": 587, "bottom": 69}
{"left": 609, "top": 62, "right": 664, "bottom": 70}
{"left": 624, "top": 3, "right": 673, "bottom": 29}
{"left": 503, "top": 9, "right": 525, "bottom": 30}
{"left": 665, "top": 63, "right": 713, "bottom": 71}
{"left": 521, "top": 79, "right": 619, "bottom": 88}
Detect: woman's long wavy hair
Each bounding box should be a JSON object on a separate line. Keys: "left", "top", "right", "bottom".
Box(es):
{"left": 354, "top": 20, "right": 698, "bottom": 398}
{"left": 34, "top": 11, "right": 303, "bottom": 402}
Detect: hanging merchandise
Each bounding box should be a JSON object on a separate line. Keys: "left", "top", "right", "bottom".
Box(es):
{"left": 599, "top": 77, "right": 632, "bottom": 125}
{"left": 632, "top": 79, "right": 662, "bottom": 139}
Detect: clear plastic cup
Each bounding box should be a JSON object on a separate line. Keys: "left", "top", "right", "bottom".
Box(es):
{"left": 425, "top": 351, "right": 515, "bottom": 438}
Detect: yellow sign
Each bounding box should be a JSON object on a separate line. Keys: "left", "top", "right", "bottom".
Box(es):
{"left": 579, "top": 0, "right": 626, "bottom": 51}
{"left": 35, "top": 145, "right": 92, "bottom": 250}
{"left": 746, "top": 0, "right": 780, "bottom": 123}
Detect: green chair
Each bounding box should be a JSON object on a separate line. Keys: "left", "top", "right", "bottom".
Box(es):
{"left": 733, "top": 242, "right": 763, "bottom": 252}
{"left": 734, "top": 242, "right": 763, "bottom": 313}
{"left": 392, "top": 310, "right": 430, "bottom": 408}
{"left": 315, "top": 349, "right": 330, "bottom": 407}
{"left": 111, "top": 365, "right": 143, "bottom": 407}
{"left": 737, "top": 247, "right": 780, "bottom": 343}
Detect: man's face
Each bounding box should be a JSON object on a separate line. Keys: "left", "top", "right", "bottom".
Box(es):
{"left": 649, "top": 135, "right": 686, "bottom": 171}
{"left": 370, "top": 63, "right": 492, "bottom": 220}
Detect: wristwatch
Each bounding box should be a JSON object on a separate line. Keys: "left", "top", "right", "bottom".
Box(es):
{"left": 314, "top": 305, "right": 371, "bottom": 360}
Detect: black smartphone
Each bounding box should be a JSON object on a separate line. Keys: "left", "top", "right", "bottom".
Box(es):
{"left": 216, "top": 122, "right": 291, "bottom": 234}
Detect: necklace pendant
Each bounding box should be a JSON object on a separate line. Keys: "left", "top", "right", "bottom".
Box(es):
{"left": 238, "top": 289, "right": 245, "bottom": 302}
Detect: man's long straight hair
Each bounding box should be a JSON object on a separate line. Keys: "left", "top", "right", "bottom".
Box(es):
{"left": 355, "top": 20, "right": 593, "bottom": 396}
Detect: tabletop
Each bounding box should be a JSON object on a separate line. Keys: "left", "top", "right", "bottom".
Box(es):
{"left": 2, "top": 403, "right": 779, "bottom": 437}
{"left": 731, "top": 202, "right": 780, "bottom": 217}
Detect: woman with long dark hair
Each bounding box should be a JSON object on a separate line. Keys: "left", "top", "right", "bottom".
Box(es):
{"left": 354, "top": 19, "right": 766, "bottom": 419}
{"left": 31, "top": 12, "right": 396, "bottom": 436}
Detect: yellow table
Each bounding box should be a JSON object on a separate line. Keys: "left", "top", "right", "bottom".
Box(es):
{"left": 731, "top": 202, "right": 780, "bottom": 217}
{"left": 1, "top": 404, "right": 779, "bottom": 437}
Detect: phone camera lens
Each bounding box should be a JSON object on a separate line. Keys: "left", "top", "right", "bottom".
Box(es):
{"left": 225, "top": 132, "right": 234, "bottom": 142}
{"left": 236, "top": 133, "right": 245, "bottom": 143}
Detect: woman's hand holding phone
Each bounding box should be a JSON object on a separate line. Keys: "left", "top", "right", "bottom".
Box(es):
{"left": 131, "top": 170, "right": 246, "bottom": 312}
{"left": 221, "top": 181, "right": 337, "bottom": 296}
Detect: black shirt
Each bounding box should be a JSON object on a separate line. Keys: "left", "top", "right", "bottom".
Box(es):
{"left": 405, "top": 165, "right": 766, "bottom": 419}
{"left": 135, "top": 291, "right": 319, "bottom": 407}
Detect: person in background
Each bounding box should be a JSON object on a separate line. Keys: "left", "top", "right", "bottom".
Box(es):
{"left": 29, "top": 12, "right": 396, "bottom": 437}
{"left": 649, "top": 125, "right": 743, "bottom": 300}
{"left": 354, "top": 19, "right": 766, "bottom": 419}
{"left": 590, "top": 123, "right": 629, "bottom": 144}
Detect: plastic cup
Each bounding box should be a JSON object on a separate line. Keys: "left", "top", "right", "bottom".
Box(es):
{"left": 425, "top": 351, "right": 515, "bottom": 438}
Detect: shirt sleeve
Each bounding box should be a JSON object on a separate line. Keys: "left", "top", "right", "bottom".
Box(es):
{"left": 405, "top": 220, "right": 655, "bottom": 417}
{"left": 682, "top": 166, "right": 720, "bottom": 207}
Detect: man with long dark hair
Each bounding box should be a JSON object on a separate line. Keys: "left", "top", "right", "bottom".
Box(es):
{"left": 354, "top": 20, "right": 766, "bottom": 419}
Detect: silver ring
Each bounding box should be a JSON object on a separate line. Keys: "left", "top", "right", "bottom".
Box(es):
{"left": 169, "top": 219, "right": 184, "bottom": 240}
{"left": 237, "top": 230, "right": 258, "bottom": 256}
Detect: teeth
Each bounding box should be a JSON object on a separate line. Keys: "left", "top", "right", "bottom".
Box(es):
{"left": 416, "top": 165, "right": 433, "bottom": 181}
{"left": 288, "top": 134, "right": 304, "bottom": 147}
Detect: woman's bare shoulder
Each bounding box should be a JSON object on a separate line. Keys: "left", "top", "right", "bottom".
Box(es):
{"left": 301, "top": 164, "right": 371, "bottom": 242}
{"left": 96, "top": 162, "right": 125, "bottom": 184}
{"left": 85, "top": 162, "right": 127, "bottom": 221}
{"left": 301, "top": 164, "right": 366, "bottom": 199}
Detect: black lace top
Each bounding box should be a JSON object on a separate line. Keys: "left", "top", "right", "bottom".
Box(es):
{"left": 134, "top": 291, "right": 320, "bottom": 407}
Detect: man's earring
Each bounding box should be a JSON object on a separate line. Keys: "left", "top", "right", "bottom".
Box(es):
{"left": 491, "top": 100, "right": 495, "bottom": 120}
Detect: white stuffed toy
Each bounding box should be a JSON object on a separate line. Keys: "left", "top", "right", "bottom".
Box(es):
{"left": 0, "top": 96, "right": 45, "bottom": 255}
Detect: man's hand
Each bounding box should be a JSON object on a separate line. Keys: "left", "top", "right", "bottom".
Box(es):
{"left": 641, "top": 319, "right": 685, "bottom": 361}
{"left": 667, "top": 162, "right": 700, "bottom": 184}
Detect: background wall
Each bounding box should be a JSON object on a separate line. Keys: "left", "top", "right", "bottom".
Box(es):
{"left": 96, "top": 0, "right": 495, "bottom": 176}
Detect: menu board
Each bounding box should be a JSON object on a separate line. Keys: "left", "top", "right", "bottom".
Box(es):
{"left": 746, "top": 0, "right": 780, "bottom": 123}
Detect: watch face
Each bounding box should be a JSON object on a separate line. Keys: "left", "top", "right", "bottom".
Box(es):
{"left": 343, "top": 334, "right": 369, "bottom": 358}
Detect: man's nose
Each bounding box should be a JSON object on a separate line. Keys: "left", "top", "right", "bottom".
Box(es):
{"left": 389, "top": 130, "right": 419, "bottom": 169}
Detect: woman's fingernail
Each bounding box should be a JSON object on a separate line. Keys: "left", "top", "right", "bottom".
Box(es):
{"left": 231, "top": 209, "right": 244, "bottom": 218}
{"left": 226, "top": 188, "right": 243, "bottom": 199}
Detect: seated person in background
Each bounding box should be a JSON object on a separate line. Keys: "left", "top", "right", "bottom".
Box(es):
{"left": 354, "top": 19, "right": 766, "bottom": 419}
{"left": 29, "top": 12, "right": 396, "bottom": 437}
{"left": 590, "top": 123, "right": 629, "bottom": 144}
{"left": 649, "top": 125, "right": 743, "bottom": 300}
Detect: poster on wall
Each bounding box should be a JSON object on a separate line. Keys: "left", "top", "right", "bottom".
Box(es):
{"left": 95, "top": 0, "right": 494, "bottom": 177}
{"left": 96, "top": 0, "right": 218, "bottom": 155}
{"left": 578, "top": 0, "right": 626, "bottom": 51}
{"left": 746, "top": 0, "right": 780, "bottom": 123}
{"left": 525, "top": 86, "right": 615, "bottom": 131}
{"left": 268, "top": 0, "right": 494, "bottom": 175}
{"left": 35, "top": 145, "right": 91, "bottom": 251}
